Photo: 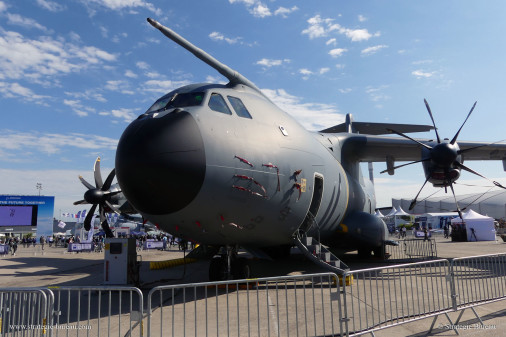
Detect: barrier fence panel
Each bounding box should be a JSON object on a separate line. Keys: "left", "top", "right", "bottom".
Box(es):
{"left": 48, "top": 286, "right": 143, "bottom": 337}
{"left": 147, "top": 272, "right": 342, "bottom": 337}
{"left": 386, "top": 239, "right": 437, "bottom": 262}
{"left": 0, "top": 288, "right": 52, "bottom": 337}
{"left": 341, "top": 259, "right": 453, "bottom": 336}
{"left": 450, "top": 253, "right": 506, "bottom": 310}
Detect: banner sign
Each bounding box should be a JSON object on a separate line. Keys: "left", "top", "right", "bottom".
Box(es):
{"left": 414, "top": 230, "right": 432, "bottom": 238}
{"left": 68, "top": 243, "right": 94, "bottom": 252}
{"left": 144, "top": 241, "right": 164, "bottom": 250}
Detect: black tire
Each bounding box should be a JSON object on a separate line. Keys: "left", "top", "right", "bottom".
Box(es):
{"left": 232, "top": 257, "right": 251, "bottom": 280}
{"left": 209, "top": 257, "right": 227, "bottom": 281}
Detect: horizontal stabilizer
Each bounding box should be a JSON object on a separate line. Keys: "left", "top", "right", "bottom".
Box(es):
{"left": 321, "top": 121, "right": 434, "bottom": 135}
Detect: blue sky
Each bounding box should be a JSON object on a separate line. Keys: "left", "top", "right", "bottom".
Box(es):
{"left": 1, "top": 0, "right": 505, "bottom": 216}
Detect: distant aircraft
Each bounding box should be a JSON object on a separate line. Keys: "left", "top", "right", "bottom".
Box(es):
{"left": 76, "top": 18, "right": 506, "bottom": 280}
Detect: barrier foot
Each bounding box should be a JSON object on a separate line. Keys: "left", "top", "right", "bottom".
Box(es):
{"left": 427, "top": 313, "right": 459, "bottom": 336}
{"left": 470, "top": 307, "right": 485, "bottom": 327}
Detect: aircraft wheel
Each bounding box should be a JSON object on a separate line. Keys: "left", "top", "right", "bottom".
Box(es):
{"left": 373, "top": 245, "right": 386, "bottom": 259}
{"left": 357, "top": 248, "right": 372, "bottom": 258}
{"left": 209, "top": 257, "right": 227, "bottom": 281}
{"left": 232, "top": 257, "right": 251, "bottom": 280}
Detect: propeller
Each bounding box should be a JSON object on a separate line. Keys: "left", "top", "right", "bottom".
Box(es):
{"left": 74, "top": 157, "right": 121, "bottom": 237}
{"left": 382, "top": 99, "right": 505, "bottom": 219}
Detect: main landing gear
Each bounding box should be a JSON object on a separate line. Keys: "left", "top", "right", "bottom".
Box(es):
{"left": 208, "top": 245, "right": 251, "bottom": 281}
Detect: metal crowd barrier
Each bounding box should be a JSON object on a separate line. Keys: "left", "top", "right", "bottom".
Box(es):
{"left": 386, "top": 238, "right": 437, "bottom": 262}
{"left": 1, "top": 254, "right": 506, "bottom": 337}
{"left": 0, "top": 288, "right": 52, "bottom": 337}
{"left": 47, "top": 286, "right": 144, "bottom": 337}
{"left": 147, "top": 272, "right": 342, "bottom": 337}
{"left": 340, "top": 259, "right": 453, "bottom": 336}
{"left": 450, "top": 253, "right": 506, "bottom": 309}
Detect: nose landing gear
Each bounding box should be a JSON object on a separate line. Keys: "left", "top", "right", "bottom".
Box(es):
{"left": 209, "top": 245, "right": 251, "bottom": 281}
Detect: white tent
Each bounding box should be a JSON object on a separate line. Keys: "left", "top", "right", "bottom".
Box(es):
{"left": 375, "top": 210, "right": 385, "bottom": 218}
{"left": 451, "top": 209, "right": 496, "bottom": 241}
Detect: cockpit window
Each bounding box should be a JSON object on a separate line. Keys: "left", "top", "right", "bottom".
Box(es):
{"left": 227, "top": 96, "right": 252, "bottom": 119}
{"left": 146, "top": 92, "right": 205, "bottom": 113}
{"left": 208, "top": 93, "right": 232, "bottom": 115}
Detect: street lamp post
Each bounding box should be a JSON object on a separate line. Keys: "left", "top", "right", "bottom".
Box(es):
{"left": 36, "top": 183, "right": 42, "bottom": 196}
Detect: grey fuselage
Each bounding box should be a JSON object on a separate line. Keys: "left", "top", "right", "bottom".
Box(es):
{"left": 115, "top": 82, "right": 384, "bottom": 252}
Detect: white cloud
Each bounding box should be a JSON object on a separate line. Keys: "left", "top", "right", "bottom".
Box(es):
{"left": 319, "top": 68, "right": 330, "bottom": 74}
{"left": 274, "top": 6, "right": 298, "bottom": 18}
{"left": 229, "top": 0, "right": 272, "bottom": 18}
{"left": 124, "top": 69, "right": 136, "bottom": 78}
{"left": 63, "top": 98, "right": 96, "bottom": 117}
{"left": 262, "top": 88, "right": 345, "bottom": 130}
{"left": 338, "top": 88, "right": 352, "bottom": 94}
{"left": 6, "top": 13, "right": 48, "bottom": 32}
{"left": 0, "top": 81, "right": 50, "bottom": 104}
{"left": 0, "top": 1, "right": 7, "bottom": 13}
{"left": 0, "top": 30, "right": 117, "bottom": 85}
{"left": 252, "top": 3, "right": 271, "bottom": 18}
{"left": 99, "top": 108, "right": 137, "bottom": 123}
{"left": 326, "top": 38, "right": 337, "bottom": 46}
{"left": 81, "top": 0, "right": 161, "bottom": 15}
{"left": 329, "top": 48, "right": 347, "bottom": 58}
{"left": 299, "top": 68, "right": 313, "bottom": 75}
{"left": 209, "top": 32, "right": 242, "bottom": 44}
{"left": 358, "top": 14, "right": 367, "bottom": 22}
{"left": 302, "top": 15, "right": 380, "bottom": 43}
{"left": 412, "top": 69, "right": 435, "bottom": 78}
{"left": 365, "top": 85, "right": 390, "bottom": 102}
{"left": 136, "top": 61, "right": 149, "bottom": 70}
{"left": 361, "top": 44, "right": 388, "bottom": 55}
{"left": 65, "top": 90, "right": 107, "bottom": 103}
{"left": 256, "top": 58, "right": 289, "bottom": 67}
{"left": 0, "top": 130, "right": 117, "bottom": 156}
{"left": 343, "top": 28, "right": 379, "bottom": 42}
{"left": 36, "top": 0, "right": 66, "bottom": 12}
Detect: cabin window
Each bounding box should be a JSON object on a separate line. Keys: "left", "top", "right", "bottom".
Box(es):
{"left": 227, "top": 96, "right": 252, "bottom": 119}
{"left": 146, "top": 92, "right": 205, "bottom": 113}
{"left": 208, "top": 93, "right": 232, "bottom": 115}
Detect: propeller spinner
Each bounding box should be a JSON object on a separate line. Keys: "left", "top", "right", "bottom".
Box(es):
{"left": 381, "top": 99, "right": 505, "bottom": 219}
{"left": 74, "top": 157, "right": 121, "bottom": 237}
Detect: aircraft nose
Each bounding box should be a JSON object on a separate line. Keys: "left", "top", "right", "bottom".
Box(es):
{"left": 115, "top": 110, "right": 206, "bottom": 215}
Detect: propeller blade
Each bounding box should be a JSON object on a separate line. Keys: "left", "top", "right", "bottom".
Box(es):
{"left": 84, "top": 204, "right": 97, "bottom": 231}
{"left": 386, "top": 128, "right": 433, "bottom": 150}
{"left": 450, "top": 101, "right": 476, "bottom": 145}
{"left": 454, "top": 162, "right": 506, "bottom": 189}
{"left": 105, "top": 200, "right": 121, "bottom": 214}
{"left": 380, "top": 158, "right": 431, "bottom": 174}
{"left": 73, "top": 199, "right": 88, "bottom": 206}
{"left": 101, "top": 219, "right": 115, "bottom": 238}
{"left": 409, "top": 175, "right": 430, "bottom": 210}
{"left": 102, "top": 169, "right": 116, "bottom": 191}
{"left": 448, "top": 182, "right": 463, "bottom": 220}
{"left": 94, "top": 157, "right": 104, "bottom": 188}
{"left": 79, "top": 175, "right": 95, "bottom": 190}
{"left": 99, "top": 204, "right": 105, "bottom": 224}
{"left": 424, "top": 99, "right": 441, "bottom": 144}
{"left": 457, "top": 139, "right": 506, "bottom": 155}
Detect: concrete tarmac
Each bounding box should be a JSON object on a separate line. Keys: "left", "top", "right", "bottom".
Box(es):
{"left": 0, "top": 236, "right": 505, "bottom": 336}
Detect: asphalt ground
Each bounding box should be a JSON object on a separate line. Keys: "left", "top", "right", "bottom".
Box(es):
{"left": 0, "top": 235, "right": 505, "bottom": 336}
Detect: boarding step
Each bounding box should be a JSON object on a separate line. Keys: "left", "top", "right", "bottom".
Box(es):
{"left": 293, "top": 235, "right": 349, "bottom": 274}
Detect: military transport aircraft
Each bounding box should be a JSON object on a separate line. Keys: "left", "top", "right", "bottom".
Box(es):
{"left": 76, "top": 18, "right": 506, "bottom": 280}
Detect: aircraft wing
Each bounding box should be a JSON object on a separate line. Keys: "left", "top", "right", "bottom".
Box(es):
{"left": 340, "top": 134, "right": 506, "bottom": 164}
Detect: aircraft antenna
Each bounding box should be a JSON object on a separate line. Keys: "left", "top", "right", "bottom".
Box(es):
{"left": 147, "top": 18, "right": 269, "bottom": 100}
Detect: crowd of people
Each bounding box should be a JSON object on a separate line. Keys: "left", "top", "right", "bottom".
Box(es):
{"left": 0, "top": 232, "right": 195, "bottom": 256}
